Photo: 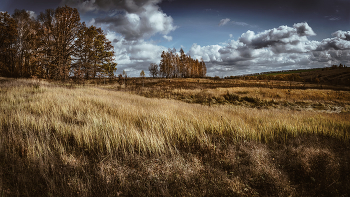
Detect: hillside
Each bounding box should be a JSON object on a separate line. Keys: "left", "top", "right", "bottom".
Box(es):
{"left": 299, "top": 67, "right": 350, "bottom": 87}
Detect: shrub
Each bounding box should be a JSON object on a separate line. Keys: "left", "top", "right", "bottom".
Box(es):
{"left": 224, "top": 92, "right": 240, "bottom": 102}
{"left": 241, "top": 96, "right": 260, "bottom": 104}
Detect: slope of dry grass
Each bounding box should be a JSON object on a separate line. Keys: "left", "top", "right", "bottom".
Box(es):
{"left": 0, "top": 77, "right": 349, "bottom": 196}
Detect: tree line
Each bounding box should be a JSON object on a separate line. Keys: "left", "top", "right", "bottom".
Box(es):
{"left": 0, "top": 6, "right": 116, "bottom": 80}
{"left": 149, "top": 48, "right": 207, "bottom": 78}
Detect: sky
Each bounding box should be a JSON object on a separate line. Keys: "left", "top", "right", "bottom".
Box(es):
{"left": 1, "top": 0, "right": 350, "bottom": 77}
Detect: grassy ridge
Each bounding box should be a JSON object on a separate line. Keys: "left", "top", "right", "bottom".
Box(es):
{"left": 0, "top": 78, "right": 349, "bottom": 196}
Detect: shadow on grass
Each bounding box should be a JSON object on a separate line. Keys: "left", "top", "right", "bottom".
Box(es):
{"left": 1, "top": 134, "right": 349, "bottom": 196}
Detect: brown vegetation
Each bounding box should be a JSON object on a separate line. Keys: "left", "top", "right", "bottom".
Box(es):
{"left": 227, "top": 66, "right": 350, "bottom": 88}
{"left": 0, "top": 77, "right": 349, "bottom": 196}
{"left": 299, "top": 67, "right": 350, "bottom": 87}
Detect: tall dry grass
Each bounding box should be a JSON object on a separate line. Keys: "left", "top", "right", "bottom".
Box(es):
{"left": 0, "top": 78, "right": 349, "bottom": 196}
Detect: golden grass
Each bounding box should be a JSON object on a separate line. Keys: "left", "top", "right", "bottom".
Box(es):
{"left": 1, "top": 79, "right": 349, "bottom": 157}
{"left": 195, "top": 87, "right": 350, "bottom": 102}
{"left": 0, "top": 78, "right": 349, "bottom": 196}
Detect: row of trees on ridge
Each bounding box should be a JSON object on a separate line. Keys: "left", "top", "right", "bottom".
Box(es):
{"left": 0, "top": 6, "right": 117, "bottom": 80}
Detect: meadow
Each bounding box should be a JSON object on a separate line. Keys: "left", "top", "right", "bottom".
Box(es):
{"left": 0, "top": 77, "right": 349, "bottom": 196}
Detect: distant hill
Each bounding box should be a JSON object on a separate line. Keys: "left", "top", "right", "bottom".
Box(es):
{"left": 229, "top": 67, "right": 350, "bottom": 87}
{"left": 299, "top": 67, "right": 350, "bottom": 87}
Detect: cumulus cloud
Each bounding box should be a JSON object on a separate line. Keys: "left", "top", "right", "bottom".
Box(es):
{"left": 188, "top": 43, "right": 222, "bottom": 62}
{"left": 332, "top": 30, "right": 350, "bottom": 41}
{"left": 188, "top": 22, "right": 350, "bottom": 76}
{"left": 238, "top": 22, "right": 316, "bottom": 51}
{"left": 62, "top": 0, "right": 177, "bottom": 41}
{"left": 106, "top": 32, "right": 167, "bottom": 76}
{"left": 219, "top": 18, "right": 230, "bottom": 26}
{"left": 316, "top": 30, "right": 350, "bottom": 51}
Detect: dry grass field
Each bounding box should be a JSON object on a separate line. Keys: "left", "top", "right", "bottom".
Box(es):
{"left": 0, "top": 77, "right": 349, "bottom": 196}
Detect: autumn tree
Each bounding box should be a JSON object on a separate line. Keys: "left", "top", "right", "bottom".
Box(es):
{"left": 0, "top": 12, "right": 18, "bottom": 77}
{"left": 157, "top": 48, "right": 206, "bottom": 78}
{"left": 25, "top": 15, "right": 43, "bottom": 78}
{"left": 0, "top": 5, "right": 117, "bottom": 80}
{"left": 148, "top": 63, "right": 158, "bottom": 78}
{"left": 53, "top": 5, "right": 81, "bottom": 80}
{"left": 159, "top": 51, "right": 167, "bottom": 78}
{"left": 93, "top": 28, "right": 117, "bottom": 79}
{"left": 74, "top": 23, "right": 95, "bottom": 79}
{"left": 140, "top": 70, "right": 145, "bottom": 78}
{"left": 11, "top": 9, "right": 36, "bottom": 77}
{"left": 37, "top": 6, "right": 82, "bottom": 80}
{"left": 37, "top": 8, "right": 56, "bottom": 79}
{"left": 179, "top": 48, "right": 186, "bottom": 77}
{"left": 200, "top": 58, "right": 207, "bottom": 77}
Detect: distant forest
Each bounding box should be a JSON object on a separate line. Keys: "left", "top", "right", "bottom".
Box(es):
{"left": 149, "top": 48, "right": 207, "bottom": 78}
{"left": 0, "top": 6, "right": 117, "bottom": 80}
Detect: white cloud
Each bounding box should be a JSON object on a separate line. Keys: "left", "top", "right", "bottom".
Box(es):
{"left": 235, "top": 22, "right": 318, "bottom": 55}
{"left": 229, "top": 34, "right": 233, "bottom": 38}
{"left": 163, "top": 35, "right": 173, "bottom": 41}
{"left": 188, "top": 43, "right": 223, "bottom": 62}
{"left": 188, "top": 22, "right": 350, "bottom": 76}
{"left": 232, "top": 21, "right": 248, "bottom": 26}
{"left": 316, "top": 30, "right": 350, "bottom": 51}
{"left": 106, "top": 32, "right": 167, "bottom": 76}
{"left": 231, "top": 21, "right": 256, "bottom": 27}
{"left": 219, "top": 18, "right": 230, "bottom": 26}
{"left": 331, "top": 30, "right": 350, "bottom": 41}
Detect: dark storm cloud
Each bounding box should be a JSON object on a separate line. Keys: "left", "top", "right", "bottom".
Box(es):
{"left": 60, "top": 0, "right": 161, "bottom": 13}
{"left": 61, "top": 0, "right": 176, "bottom": 41}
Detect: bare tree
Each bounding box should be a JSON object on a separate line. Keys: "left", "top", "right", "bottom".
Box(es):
{"left": 140, "top": 70, "right": 145, "bottom": 87}
{"left": 148, "top": 63, "right": 158, "bottom": 78}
